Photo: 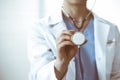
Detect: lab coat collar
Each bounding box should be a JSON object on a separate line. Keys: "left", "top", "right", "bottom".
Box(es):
{"left": 48, "top": 8, "right": 67, "bottom": 40}
{"left": 49, "top": 6, "right": 63, "bottom": 25}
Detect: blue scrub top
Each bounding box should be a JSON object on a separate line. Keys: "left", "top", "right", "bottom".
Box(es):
{"left": 64, "top": 18, "right": 98, "bottom": 80}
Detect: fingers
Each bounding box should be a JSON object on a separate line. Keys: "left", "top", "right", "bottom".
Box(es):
{"left": 57, "top": 41, "right": 74, "bottom": 49}
{"left": 61, "top": 30, "right": 75, "bottom": 36}
{"left": 56, "top": 30, "right": 76, "bottom": 48}
{"left": 56, "top": 30, "right": 75, "bottom": 44}
{"left": 57, "top": 34, "right": 71, "bottom": 44}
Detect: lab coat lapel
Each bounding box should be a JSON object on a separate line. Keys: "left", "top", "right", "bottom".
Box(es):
{"left": 94, "top": 16, "right": 110, "bottom": 80}
{"left": 49, "top": 21, "right": 67, "bottom": 40}
{"left": 48, "top": 6, "right": 67, "bottom": 40}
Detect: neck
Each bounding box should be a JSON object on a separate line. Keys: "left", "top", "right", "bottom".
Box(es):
{"left": 63, "top": 1, "right": 89, "bottom": 21}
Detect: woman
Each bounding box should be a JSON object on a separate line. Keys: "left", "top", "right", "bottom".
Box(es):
{"left": 28, "top": 0, "right": 120, "bottom": 80}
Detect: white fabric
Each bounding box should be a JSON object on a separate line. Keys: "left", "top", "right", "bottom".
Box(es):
{"left": 28, "top": 9, "right": 120, "bottom": 80}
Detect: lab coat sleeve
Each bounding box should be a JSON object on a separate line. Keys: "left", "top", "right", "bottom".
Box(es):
{"left": 28, "top": 23, "right": 66, "bottom": 80}
{"left": 110, "top": 26, "right": 120, "bottom": 80}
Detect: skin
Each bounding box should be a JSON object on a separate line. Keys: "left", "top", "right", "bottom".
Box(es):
{"left": 54, "top": 0, "right": 92, "bottom": 79}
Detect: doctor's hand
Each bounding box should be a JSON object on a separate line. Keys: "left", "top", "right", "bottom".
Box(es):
{"left": 54, "top": 30, "right": 77, "bottom": 80}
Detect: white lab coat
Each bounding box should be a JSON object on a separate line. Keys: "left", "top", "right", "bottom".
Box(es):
{"left": 28, "top": 9, "right": 120, "bottom": 80}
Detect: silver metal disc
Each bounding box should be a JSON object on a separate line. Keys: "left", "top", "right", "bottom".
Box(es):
{"left": 71, "top": 32, "right": 86, "bottom": 46}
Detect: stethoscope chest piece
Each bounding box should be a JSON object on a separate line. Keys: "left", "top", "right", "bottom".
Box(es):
{"left": 71, "top": 32, "right": 86, "bottom": 46}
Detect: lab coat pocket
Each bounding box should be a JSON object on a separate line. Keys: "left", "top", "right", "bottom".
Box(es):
{"left": 106, "top": 39, "right": 116, "bottom": 56}
{"left": 107, "top": 39, "right": 116, "bottom": 45}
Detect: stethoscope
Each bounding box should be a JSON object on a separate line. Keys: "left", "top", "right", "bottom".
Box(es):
{"left": 62, "top": 7, "right": 91, "bottom": 80}
{"left": 61, "top": 0, "right": 96, "bottom": 79}
{"left": 61, "top": 7, "right": 91, "bottom": 47}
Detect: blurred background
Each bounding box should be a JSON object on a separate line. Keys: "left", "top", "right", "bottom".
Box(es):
{"left": 0, "top": 0, "right": 120, "bottom": 80}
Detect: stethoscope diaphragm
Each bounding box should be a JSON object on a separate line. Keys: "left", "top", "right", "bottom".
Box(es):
{"left": 71, "top": 32, "right": 86, "bottom": 46}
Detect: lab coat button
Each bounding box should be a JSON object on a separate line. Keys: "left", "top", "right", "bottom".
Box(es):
{"left": 54, "top": 56, "right": 56, "bottom": 59}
